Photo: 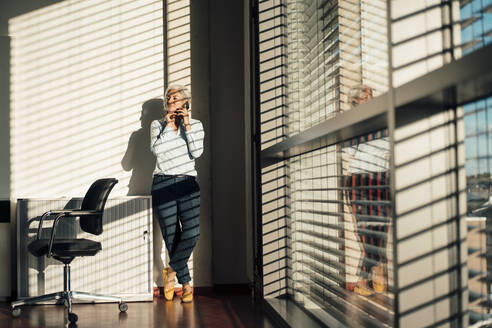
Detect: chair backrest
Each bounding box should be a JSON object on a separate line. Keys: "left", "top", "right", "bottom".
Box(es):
{"left": 80, "top": 178, "right": 118, "bottom": 235}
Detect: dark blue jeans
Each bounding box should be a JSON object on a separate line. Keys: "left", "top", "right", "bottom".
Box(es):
{"left": 344, "top": 172, "right": 390, "bottom": 279}
{"left": 152, "top": 174, "right": 200, "bottom": 284}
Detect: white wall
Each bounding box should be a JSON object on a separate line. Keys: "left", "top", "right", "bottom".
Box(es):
{"left": 9, "top": 0, "right": 164, "bottom": 199}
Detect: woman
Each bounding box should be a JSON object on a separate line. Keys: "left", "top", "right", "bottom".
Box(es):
{"left": 150, "top": 85, "right": 204, "bottom": 303}
{"left": 343, "top": 85, "right": 390, "bottom": 296}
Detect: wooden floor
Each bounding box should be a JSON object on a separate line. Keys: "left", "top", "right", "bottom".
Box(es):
{"left": 0, "top": 290, "right": 276, "bottom": 328}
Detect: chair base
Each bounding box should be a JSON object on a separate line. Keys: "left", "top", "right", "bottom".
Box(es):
{"left": 11, "top": 290, "right": 124, "bottom": 307}
{"left": 11, "top": 264, "right": 127, "bottom": 323}
{"left": 11, "top": 291, "right": 127, "bottom": 323}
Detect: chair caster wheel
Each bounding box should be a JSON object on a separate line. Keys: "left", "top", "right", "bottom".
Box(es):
{"left": 68, "top": 312, "right": 78, "bottom": 323}
{"left": 11, "top": 307, "right": 21, "bottom": 317}
{"left": 119, "top": 302, "right": 128, "bottom": 312}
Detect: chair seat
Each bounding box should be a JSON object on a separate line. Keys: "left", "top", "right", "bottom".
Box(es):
{"left": 28, "top": 238, "right": 102, "bottom": 257}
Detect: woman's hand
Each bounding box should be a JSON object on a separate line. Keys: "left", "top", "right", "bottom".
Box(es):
{"left": 165, "top": 112, "right": 174, "bottom": 124}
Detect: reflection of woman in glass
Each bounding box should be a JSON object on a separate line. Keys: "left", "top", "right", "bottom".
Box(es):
{"left": 343, "top": 85, "right": 390, "bottom": 296}
{"left": 150, "top": 85, "right": 204, "bottom": 303}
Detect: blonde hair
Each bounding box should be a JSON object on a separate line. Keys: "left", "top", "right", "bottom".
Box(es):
{"left": 164, "top": 84, "right": 191, "bottom": 111}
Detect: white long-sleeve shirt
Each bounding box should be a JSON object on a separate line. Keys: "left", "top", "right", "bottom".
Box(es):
{"left": 150, "top": 118, "right": 204, "bottom": 176}
{"left": 343, "top": 138, "right": 389, "bottom": 174}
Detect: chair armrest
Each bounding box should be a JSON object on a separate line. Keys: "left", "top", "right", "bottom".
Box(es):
{"left": 49, "top": 209, "right": 100, "bottom": 216}
{"left": 47, "top": 210, "right": 101, "bottom": 257}
{"left": 47, "top": 212, "right": 67, "bottom": 257}
{"left": 36, "top": 209, "right": 101, "bottom": 257}
{"left": 36, "top": 211, "right": 53, "bottom": 240}
{"left": 35, "top": 210, "right": 80, "bottom": 240}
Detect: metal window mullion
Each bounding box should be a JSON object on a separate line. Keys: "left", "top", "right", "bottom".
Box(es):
{"left": 252, "top": 0, "right": 264, "bottom": 300}
{"left": 385, "top": 0, "right": 399, "bottom": 327}
{"left": 448, "top": 0, "right": 465, "bottom": 324}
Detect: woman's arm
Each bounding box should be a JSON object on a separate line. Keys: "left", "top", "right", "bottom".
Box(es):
{"left": 150, "top": 120, "right": 171, "bottom": 155}
{"left": 184, "top": 120, "right": 204, "bottom": 158}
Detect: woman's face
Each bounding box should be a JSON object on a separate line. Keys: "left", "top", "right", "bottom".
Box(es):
{"left": 166, "top": 89, "right": 185, "bottom": 113}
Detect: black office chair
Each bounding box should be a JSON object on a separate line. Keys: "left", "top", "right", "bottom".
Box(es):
{"left": 11, "top": 178, "right": 128, "bottom": 324}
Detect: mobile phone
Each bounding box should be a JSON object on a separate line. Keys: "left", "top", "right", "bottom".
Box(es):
{"left": 175, "top": 102, "right": 189, "bottom": 119}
